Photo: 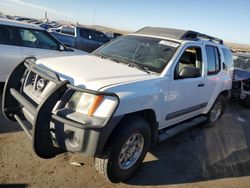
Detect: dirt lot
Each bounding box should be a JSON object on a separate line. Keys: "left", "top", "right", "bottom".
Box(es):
{"left": 1, "top": 86, "right": 250, "bottom": 188}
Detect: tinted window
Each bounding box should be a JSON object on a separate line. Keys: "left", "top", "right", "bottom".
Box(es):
{"left": 92, "top": 31, "right": 109, "bottom": 43}
{"left": 206, "top": 45, "right": 221, "bottom": 75}
{"left": 19, "top": 29, "right": 60, "bottom": 50}
{"left": 222, "top": 48, "right": 233, "bottom": 70}
{"left": 0, "top": 26, "right": 20, "bottom": 46}
{"left": 79, "top": 28, "right": 91, "bottom": 39}
{"left": 61, "top": 26, "right": 75, "bottom": 35}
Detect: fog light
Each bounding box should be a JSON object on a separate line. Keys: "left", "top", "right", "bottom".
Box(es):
{"left": 67, "top": 131, "right": 80, "bottom": 147}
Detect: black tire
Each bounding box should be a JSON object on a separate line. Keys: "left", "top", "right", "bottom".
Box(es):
{"left": 203, "top": 95, "right": 226, "bottom": 128}
{"left": 94, "top": 115, "right": 151, "bottom": 183}
{"left": 241, "top": 94, "right": 250, "bottom": 108}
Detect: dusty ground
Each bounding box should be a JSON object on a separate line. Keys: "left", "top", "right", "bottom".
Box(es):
{"left": 1, "top": 86, "right": 250, "bottom": 188}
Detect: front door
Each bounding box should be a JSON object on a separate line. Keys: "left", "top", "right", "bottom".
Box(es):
{"left": 164, "top": 45, "right": 207, "bottom": 127}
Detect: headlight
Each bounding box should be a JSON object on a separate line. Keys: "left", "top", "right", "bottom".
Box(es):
{"left": 66, "top": 91, "right": 118, "bottom": 118}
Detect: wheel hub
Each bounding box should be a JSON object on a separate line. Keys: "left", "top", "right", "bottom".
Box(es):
{"left": 118, "top": 133, "right": 144, "bottom": 170}
{"left": 210, "top": 102, "right": 222, "bottom": 122}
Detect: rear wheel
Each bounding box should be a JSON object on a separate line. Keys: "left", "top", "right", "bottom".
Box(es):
{"left": 204, "top": 95, "right": 226, "bottom": 128}
{"left": 94, "top": 115, "right": 151, "bottom": 183}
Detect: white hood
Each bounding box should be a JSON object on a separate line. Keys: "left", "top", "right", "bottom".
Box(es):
{"left": 36, "top": 55, "right": 153, "bottom": 90}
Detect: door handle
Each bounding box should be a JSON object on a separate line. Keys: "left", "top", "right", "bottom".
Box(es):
{"left": 198, "top": 83, "right": 205, "bottom": 87}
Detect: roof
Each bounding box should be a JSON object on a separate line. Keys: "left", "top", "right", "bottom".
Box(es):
{"left": 0, "top": 18, "right": 44, "bottom": 30}
{"left": 135, "top": 27, "right": 223, "bottom": 44}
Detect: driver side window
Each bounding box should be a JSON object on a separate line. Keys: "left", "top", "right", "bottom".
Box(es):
{"left": 19, "top": 29, "right": 37, "bottom": 47}
{"left": 18, "top": 29, "right": 60, "bottom": 50}
{"left": 174, "top": 46, "right": 202, "bottom": 79}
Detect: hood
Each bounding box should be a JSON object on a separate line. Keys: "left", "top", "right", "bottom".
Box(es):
{"left": 36, "top": 55, "right": 153, "bottom": 90}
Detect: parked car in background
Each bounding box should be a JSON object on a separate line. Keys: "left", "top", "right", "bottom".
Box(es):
{"left": 38, "top": 23, "right": 52, "bottom": 30}
{"left": 232, "top": 52, "right": 250, "bottom": 108}
{"left": 49, "top": 25, "right": 110, "bottom": 52}
{"left": 113, "top": 32, "right": 122, "bottom": 38}
{"left": 0, "top": 18, "right": 87, "bottom": 82}
{"left": 48, "top": 26, "right": 62, "bottom": 33}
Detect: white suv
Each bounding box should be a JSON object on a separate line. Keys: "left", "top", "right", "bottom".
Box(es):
{"left": 2, "top": 27, "right": 233, "bottom": 182}
{"left": 0, "top": 18, "right": 86, "bottom": 82}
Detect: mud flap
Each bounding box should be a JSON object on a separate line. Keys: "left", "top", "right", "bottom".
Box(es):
{"left": 33, "top": 80, "right": 69, "bottom": 159}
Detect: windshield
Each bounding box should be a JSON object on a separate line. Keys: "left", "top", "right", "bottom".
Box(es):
{"left": 93, "top": 35, "right": 179, "bottom": 73}
{"left": 233, "top": 55, "right": 250, "bottom": 71}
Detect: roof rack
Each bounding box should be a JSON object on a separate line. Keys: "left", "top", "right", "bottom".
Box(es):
{"left": 182, "top": 31, "right": 224, "bottom": 44}
{"left": 135, "top": 27, "right": 223, "bottom": 44}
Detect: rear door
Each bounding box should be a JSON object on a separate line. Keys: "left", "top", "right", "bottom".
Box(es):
{"left": 77, "top": 28, "right": 95, "bottom": 52}
{"left": 164, "top": 44, "right": 207, "bottom": 126}
{"left": 0, "top": 25, "right": 23, "bottom": 82}
{"left": 203, "top": 45, "right": 223, "bottom": 104}
{"left": 90, "top": 30, "right": 110, "bottom": 50}
{"left": 56, "top": 26, "right": 76, "bottom": 47}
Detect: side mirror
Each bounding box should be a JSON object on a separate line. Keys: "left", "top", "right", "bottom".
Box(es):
{"left": 59, "top": 45, "right": 65, "bottom": 51}
{"left": 223, "top": 62, "right": 226, "bottom": 70}
{"left": 178, "top": 66, "right": 201, "bottom": 79}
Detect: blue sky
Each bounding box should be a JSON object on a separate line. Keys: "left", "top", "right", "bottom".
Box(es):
{"left": 0, "top": 0, "right": 249, "bottom": 44}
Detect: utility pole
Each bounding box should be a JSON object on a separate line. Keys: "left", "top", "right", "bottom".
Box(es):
{"left": 92, "top": 9, "right": 95, "bottom": 25}
{"left": 44, "top": 11, "right": 48, "bottom": 23}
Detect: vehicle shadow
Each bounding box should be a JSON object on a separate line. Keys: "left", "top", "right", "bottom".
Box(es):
{"left": 0, "top": 184, "right": 29, "bottom": 188}
{"left": 127, "top": 101, "right": 250, "bottom": 186}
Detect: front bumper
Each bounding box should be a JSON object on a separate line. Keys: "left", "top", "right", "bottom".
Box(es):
{"left": 2, "top": 58, "right": 121, "bottom": 158}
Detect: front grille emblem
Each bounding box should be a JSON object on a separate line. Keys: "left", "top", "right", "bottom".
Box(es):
{"left": 36, "top": 78, "right": 46, "bottom": 91}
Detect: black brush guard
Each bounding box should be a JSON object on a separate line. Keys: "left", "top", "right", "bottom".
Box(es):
{"left": 2, "top": 58, "right": 121, "bottom": 159}
{"left": 2, "top": 58, "right": 69, "bottom": 158}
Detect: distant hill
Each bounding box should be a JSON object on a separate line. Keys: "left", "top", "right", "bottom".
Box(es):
{"left": 225, "top": 42, "right": 250, "bottom": 53}
{"left": 56, "top": 21, "right": 250, "bottom": 52}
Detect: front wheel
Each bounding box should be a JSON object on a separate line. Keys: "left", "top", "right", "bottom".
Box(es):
{"left": 94, "top": 115, "right": 151, "bottom": 183}
{"left": 204, "top": 95, "right": 226, "bottom": 128}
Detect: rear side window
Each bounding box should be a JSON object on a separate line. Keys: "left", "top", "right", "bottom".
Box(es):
{"left": 206, "top": 45, "right": 221, "bottom": 75}
{"left": 61, "top": 26, "right": 75, "bottom": 35}
{"left": 79, "top": 28, "right": 91, "bottom": 39}
{"left": 92, "top": 31, "right": 109, "bottom": 43}
{"left": 222, "top": 48, "right": 233, "bottom": 70}
{"left": 0, "top": 26, "right": 20, "bottom": 46}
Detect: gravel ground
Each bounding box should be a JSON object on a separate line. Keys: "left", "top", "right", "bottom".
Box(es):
{"left": 1, "top": 87, "right": 250, "bottom": 188}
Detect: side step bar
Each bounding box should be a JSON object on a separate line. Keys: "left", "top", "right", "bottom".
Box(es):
{"left": 157, "top": 116, "right": 207, "bottom": 142}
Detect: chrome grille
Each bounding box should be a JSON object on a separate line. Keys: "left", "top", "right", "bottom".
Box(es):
{"left": 22, "top": 71, "right": 56, "bottom": 104}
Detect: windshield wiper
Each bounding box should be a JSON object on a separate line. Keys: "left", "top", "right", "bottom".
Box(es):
{"left": 96, "top": 54, "right": 120, "bottom": 64}
{"left": 127, "top": 62, "right": 150, "bottom": 74}
{"left": 95, "top": 54, "right": 151, "bottom": 74}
